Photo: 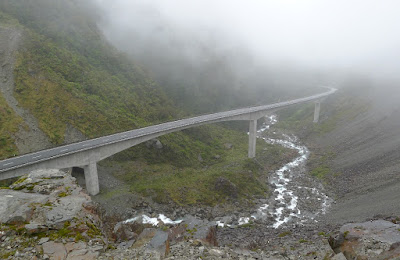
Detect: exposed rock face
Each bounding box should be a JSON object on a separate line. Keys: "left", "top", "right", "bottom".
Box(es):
{"left": 146, "top": 139, "right": 163, "bottom": 149}
{"left": 3, "top": 169, "right": 400, "bottom": 260}
{"left": 330, "top": 220, "right": 400, "bottom": 259}
{"left": 0, "top": 25, "right": 53, "bottom": 154}
{"left": 4, "top": 169, "right": 93, "bottom": 228}
{"left": 180, "top": 215, "right": 218, "bottom": 246}
{"left": 64, "top": 124, "right": 86, "bottom": 145}
{"left": 103, "top": 214, "right": 220, "bottom": 259}
{"left": 0, "top": 169, "right": 105, "bottom": 260}
{"left": 112, "top": 222, "right": 139, "bottom": 243}
{"left": 42, "top": 241, "right": 67, "bottom": 259}
{"left": 144, "top": 229, "right": 169, "bottom": 258}
{"left": 0, "top": 190, "right": 47, "bottom": 225}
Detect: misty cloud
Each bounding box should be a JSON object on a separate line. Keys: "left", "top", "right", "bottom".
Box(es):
{"left": 94, "top": 0, "right": 400, "bottom": 81}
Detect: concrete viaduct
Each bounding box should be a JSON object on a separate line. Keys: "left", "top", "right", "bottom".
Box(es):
{"left": 0, "top": 87, "right": 336, "bottom": 195}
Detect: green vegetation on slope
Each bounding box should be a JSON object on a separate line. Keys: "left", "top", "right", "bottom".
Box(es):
{"left": 0, "top": 0, "right": 251, "bottom": 172}
{"left": 116, "top": 124, "right": 255, "bottom": 168}
{"left": 101, "top": 127, "right": 297, "bottom": 206}
{"left": 0, "top": 1, "right": 301, "bottom": 206}
{"left": 0, "top": 0, "right": 292, "bottom": 169}
{"left": 0, "top": 9, "right": 20, "bottom": 27}
{"left": 307, "top": 151, "right": 338, "bottom": 180}
{"left": 275, "top": 90, "right": 370, "bottom": 180}
{"left": 0, "top": 0, "right": 246, "bottom": 169}
{"left": 276, "top": 93, "right": 370, "bottom": 137}
{"left": 13, "top": 27, "right": 177, "bottom": 144}
{"left": 0, "top": 11, "right": 24, "bottom": 161}
{"left": 0, "top": 92, "right": 23, "bottom": 159}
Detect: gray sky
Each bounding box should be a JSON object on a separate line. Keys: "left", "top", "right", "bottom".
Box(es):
{"left": 95, "top": 0, "right": 400, "bottom": 81}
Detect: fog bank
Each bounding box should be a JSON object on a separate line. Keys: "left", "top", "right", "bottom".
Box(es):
{"left": 94, "top": 0, "right": 400, "bottom": 89}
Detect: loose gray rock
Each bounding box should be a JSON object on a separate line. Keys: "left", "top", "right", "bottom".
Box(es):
{"left": 24, "top": 223, "right": 48, "bottom": 235}
{"left": 209, "top": 248, "right": 224, "bottom": 257}
{"left": 146, "top": 230, "right": 169, "bottom": 258}
{"left": 42, "top": 241, "right": 67, "bottom": 259}
{"left": 38, "top": 237, "right": 50, "bottom": 245}
{"left": 0, "top": 190, "right": 47, "bottom": 224}
{"left": 330, "top": 220, "right": 400, "bottom": 259}
{"left": 331, "top": 252, "right": 347, "bottom": 260}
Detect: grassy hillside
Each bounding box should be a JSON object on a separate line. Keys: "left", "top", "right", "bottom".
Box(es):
{"left": 0, "top": 92, "right": 22, "bottom": 159}
{"left": 274, "top": 89, "right": 371, "bottom": 181}
{"left": 1, "top": 1, "right": 179, "bottom": 144}
{"left": 276, "top": 96, "right": 369, "bottom": 137}
{"left": 0, "top": 1, "right": 186, "bottom": 150}
{"left": 0, "top": 0, "right": 301, "bottom": 205}
{"left": 101, "top": 124, "right": 297, "bottom": 206}
{"left": 13, "top": 31, "right": 176, "bottom": 144}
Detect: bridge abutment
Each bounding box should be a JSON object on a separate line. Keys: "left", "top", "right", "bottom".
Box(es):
{"left": 313, "top": 101, "right": 321, "bottom": 123}
{"left": 248, "top": 119, "right": 257, "bottom": 158}
{"left": 84, "top": 161, "right": 99, "bottom": 195}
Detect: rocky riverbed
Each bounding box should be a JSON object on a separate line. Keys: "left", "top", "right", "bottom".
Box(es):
{"left": 1, "top": 170, "right": 400, "bottom": 259}
{"left": 114, "top": 115, "right": 332, "bottom": 230}
{"left": 235, "top": 115, "right": 332, "bottom": 228}
{"left": 2, "top": 115, "right": 400, "bottom": 259}
{"left": 0, "top": 169, "right": 105, "bottom": 259}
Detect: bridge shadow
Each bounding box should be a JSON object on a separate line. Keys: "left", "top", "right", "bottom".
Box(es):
{"left": 71, "top": 167, "right": 86, "bottom": 190}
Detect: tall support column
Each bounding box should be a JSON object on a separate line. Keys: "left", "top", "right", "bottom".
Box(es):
{"left": 248, "top": 119, "right": 257, "bottom": 158}
{"left": 84, "top": 161, "right": 99, "bottom": 195}
{"left": 313, "top": 101, "right": 321, "bottom": 123}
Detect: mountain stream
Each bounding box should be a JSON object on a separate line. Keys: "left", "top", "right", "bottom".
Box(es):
{"left": 124, "top": 115, "right": 332, "bottom": 228}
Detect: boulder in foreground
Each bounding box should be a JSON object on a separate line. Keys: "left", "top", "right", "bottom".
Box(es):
{"left": 330, "top": 219, "right": 400, "bottom": 259}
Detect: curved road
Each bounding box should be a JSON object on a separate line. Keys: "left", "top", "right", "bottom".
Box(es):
{"left": 0, "top": 87, "right": 336, "bottom": 174}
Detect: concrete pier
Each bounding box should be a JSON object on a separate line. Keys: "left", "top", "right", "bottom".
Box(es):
{"left": 84, "top": 162, "right": 99, "bottom": 195}
{"left": 248, "top": 119, "right": 257, "bottom": 158}
{"left": 313, "top": 101, "right": 321, "bottom": 123}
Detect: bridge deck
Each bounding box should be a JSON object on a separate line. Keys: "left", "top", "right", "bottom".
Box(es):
{"left": 0, "top": 87, "right": 336, "bottom": 174}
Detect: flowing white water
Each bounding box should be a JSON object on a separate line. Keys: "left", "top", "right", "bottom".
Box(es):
{"left": 124, "top": 214, "right": 183, "bottom": 226}
{"left": 123, "top": 115, "right": 331, "bottom": 228}
{"left": 238, "top": 115, "right": 331, "bottom": 228}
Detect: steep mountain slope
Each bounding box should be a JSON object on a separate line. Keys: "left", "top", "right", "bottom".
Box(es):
{"left": 0, "top": 92, "right": 22, "bottom": 159}
{"left": 0, "top": 23, "right": 54, "bottom": 156}
{"left": 276, "top": 82, "right": 400, "bottom": 224}
{"left": 0, "top": 20, "right": 24, "bottom": 159}
{"left": 318, "top": 85, "right": 400, "bottom": 224}
{"left": 95, "top": 0, "right": 323, "bottom": 115}
{"left": 0, "top": 1, "right": 178, "bottom": 145}
{"left": 0, "top": 0, "right": 208, "bottom": 163}
{"left": 0, "top": 0, "right": 297, "bottom": 206}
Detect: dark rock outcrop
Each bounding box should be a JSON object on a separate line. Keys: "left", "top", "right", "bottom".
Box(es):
{"left": 214, "top": 177, "right": 238, "bottom": 199}
{"left": 330, "top": 219, "right": 400, "bottom": 259}
{"left": 0, "top": 169, "right": 106, "bottom": 260}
